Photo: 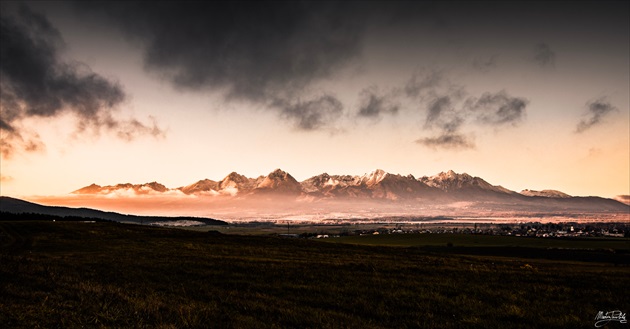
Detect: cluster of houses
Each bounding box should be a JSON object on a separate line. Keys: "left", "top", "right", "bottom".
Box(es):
{"left": 280, "top": 222, "right": 630, "bottom": 239}
{"left": 497, "top": 223, "right": 628, "bottom": 238}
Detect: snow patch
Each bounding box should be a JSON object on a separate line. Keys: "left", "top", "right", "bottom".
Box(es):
{"left": 361, "top": 169, "right": 388, "bottom": 185}
{"left": 324, "top": 178, "right": 339, "bottom": 187}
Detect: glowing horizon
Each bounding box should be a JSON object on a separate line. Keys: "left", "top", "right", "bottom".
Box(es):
{"left": 1, "top": 1, "right": 628, "bottom": 202}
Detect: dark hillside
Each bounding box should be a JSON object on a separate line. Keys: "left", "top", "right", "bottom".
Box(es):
{"left": 0, "top": 196, "right": 227, "bottom": 226}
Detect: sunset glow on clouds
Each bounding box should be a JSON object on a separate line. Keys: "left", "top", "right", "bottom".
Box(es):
{"left": 0, "top": 1, "right": 628, "bottom": 202}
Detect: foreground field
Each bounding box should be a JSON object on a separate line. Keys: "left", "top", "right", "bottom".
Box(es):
{"left": 1, "top": 220, "right": 629, "bottom": 328}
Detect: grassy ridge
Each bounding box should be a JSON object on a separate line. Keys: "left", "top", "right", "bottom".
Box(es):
{"left": 1, "top": 220, "right": 629, "bottom": 328}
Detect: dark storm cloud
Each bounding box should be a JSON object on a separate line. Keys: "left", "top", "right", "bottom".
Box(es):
{"left": 465, "top": 91, "right": 528, "bottom": 126}
{"left": 532, "top": 43, "right": 555, "bottom": 68}
{"left": 383, "top": 0, "right": 443, "bottom": 27}
{"left": 74, "top": 2, "right": 594, "bottom": 135}
{"left": 275, "top": 95, "right": 343, "bottom": 131}
{"left": 0, "top": 117, "right": 14, "bottom": 131}
{"left": 575, "top": 97, "right": 618, "bottom": 133}
{"left": 415, "top": 133, "right": 474, "bottom": 150}
{"left": 78, "top": 1, "right": 364, "bottom": 124}
{"left": 356, "top": 86, "right": 399, "bottom": 119}
{"left": 0, "top": 5, "right": 164, "bottom": 158}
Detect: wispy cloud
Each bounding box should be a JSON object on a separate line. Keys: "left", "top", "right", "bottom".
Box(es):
{"left": 401, "top": 71, "right": 473, "bottom": 150}
{"left": 0, "top": 5, "right": 164, "bottom": 158}
{"left": 532, "top": 43, "right": 556, "bottom": 68}
{"left": 472, "top": 55, "right": 498, "bottom": 73}
{"left": 415, "top": 133, "right": 474, "bottom": 150}
{"left": 575, "top": 97, "right": 618, "bottom": 133}
{"left": 275, "top": 95, "right": 344, "bottom": 131}
{"left": 404, "top": 70, "right": 445, "bottom": 99}
{"left": 421, "top": 96, "right": 474, "bottom": 149}
{"left": 425, "top": 96, "right": 453, "bottom": 127}
{"left": 419, "top": 92, "right": 474, "bottom": 150}
{"left": 465, "top": 91, "right": 528, "bottom": 126}
{"left": 403, "top": 71, "right": 528, "bottom": 150}
{"left": 115, "top": 117, "right": 166, "bottom": 141}
{"left": 356, "top": 86, "right": 399, "bottom": 120}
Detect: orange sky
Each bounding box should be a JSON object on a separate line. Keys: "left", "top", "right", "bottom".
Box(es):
{"left": 1, "top": 1, "right": 628, "bottom": 200}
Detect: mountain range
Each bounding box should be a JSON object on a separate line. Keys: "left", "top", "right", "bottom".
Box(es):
{"left": 69, "top": 169, "right": 587, "bottom": 198}
{"left": 72, "top": 169, "right": 523, "bottom": 198}
{"left": 70, "top": 169, "right": 629, "bottom": 213}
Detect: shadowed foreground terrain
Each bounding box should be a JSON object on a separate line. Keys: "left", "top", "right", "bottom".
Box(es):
{"left": 1, "top": 219, "right": 629, "bottom": 328}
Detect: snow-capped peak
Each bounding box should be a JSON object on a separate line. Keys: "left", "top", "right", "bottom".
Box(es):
{"left": 179, "top": 179, "right": 220, "bottom": 194}
{"left": 421, "top": 170, "right": 510, "bottom": 193}
{"left": 433, "top": 170, "right": 471, "bottom": 181}
{"left": 360, "top": 169, "right": 389, "bottom": 186}
{"left": 255, "top": 169, "right": 302, "bottom": 193}
{"left": 72, "top": 182, "right": 170, "bottom": 195}
{"left": 220, "top": 172, "right": 248, "bottom": 188}
{"left": 267, "top": 168, "right": 290, "bottom": 180}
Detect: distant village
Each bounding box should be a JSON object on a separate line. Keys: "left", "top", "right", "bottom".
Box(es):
{"left": 287, "top": 222, "right": 630, "bottom": 239}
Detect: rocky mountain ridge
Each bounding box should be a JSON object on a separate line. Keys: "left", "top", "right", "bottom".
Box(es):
{"left": 72, "top": 168, "right": 605, "bottom": 203}
{"left": 68, "top": 169, "right": 630, "bottom": 214}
